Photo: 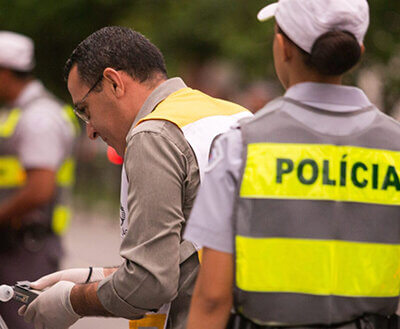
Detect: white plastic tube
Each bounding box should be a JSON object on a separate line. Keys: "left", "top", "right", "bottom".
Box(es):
{"left": 0, "top": 315, "right": 8, "bottom": 329}
{"left": 0, "top": 285, "right": 13, "bottom": 302}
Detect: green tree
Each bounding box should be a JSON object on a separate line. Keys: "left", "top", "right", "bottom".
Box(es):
{"left": 119, "top": 0, "right": 400, "bottom": 112}
{"left": 0, "top": 0, "right": 130, "bottom": 100}
{"left": 0, "top": 0, "right": 398, "bottom": 109}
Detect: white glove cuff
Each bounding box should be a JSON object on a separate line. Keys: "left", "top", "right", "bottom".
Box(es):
{"left": 86, "top": 267, "right": 105, "bottom": 283}
{"left": 61, "top": 281, "right": 81, "bottom": 319}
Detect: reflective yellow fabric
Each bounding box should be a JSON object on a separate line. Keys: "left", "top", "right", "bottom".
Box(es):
{"left": 236, "top": 236, "right": 400, "bottom": 297}
{"left": 0, "top": 156, "right": 73, "bottom": 234}
{"left": 62, "top": 105, "right": 81, "bottom": 135}
{"left": 197, "top": 248, "right": 203, "bottom": 263}
{"left": 129, "top": 314, "right": 167, "bottom": 329}
{"left": 137, "top": 87, "right": 247, "bottom": 128}
{"left": 52, "top": 205, "right": 71, "bottom": 235}
{"left": 0, "top": 157, "right": 26, "bottom": 187}
{"left": 54, "top": 158, "right": 74, "bottom": 234}
{"left": 56, "top": 158, "right": 75, "bottom": 187}
{"left": 0, "top": 157, "right": 74, "bottom": 188}
{"left": 0, "top": 105, "right": 75, "bottom": 236}
{"left": 240, "top": 143, "right": 400, "bottom": 206}
{"left": 0, "top": 108, "right": 21, "bottom": 137}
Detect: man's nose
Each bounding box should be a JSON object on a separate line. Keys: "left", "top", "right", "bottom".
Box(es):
{"left": 86, "top": 123, "right": 98, "bottom": 140}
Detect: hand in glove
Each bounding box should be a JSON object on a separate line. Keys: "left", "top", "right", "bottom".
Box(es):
{"left": 18, "top": 281, "right": 80, "bottom": 329}
{"left": 30, "top": 267, "right": 105, "bottom": 290}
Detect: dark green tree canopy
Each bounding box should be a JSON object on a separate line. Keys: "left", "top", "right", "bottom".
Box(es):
{"left": 0, "top": 0, "right": 398, "bottom": 111}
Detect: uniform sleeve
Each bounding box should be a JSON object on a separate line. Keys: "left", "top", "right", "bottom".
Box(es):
{"left": 97, "top": 128, "right": 189, "bottom": 317}
{"left": 183, "top": 129, "right": 244, "bottom": 254}
{"left": 17, "top": 102, "right": 73, "bottom": 170}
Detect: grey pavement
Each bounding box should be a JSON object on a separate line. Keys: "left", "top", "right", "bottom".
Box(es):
{"left": 61, "top": 208, "right": 128, "bottom": 329}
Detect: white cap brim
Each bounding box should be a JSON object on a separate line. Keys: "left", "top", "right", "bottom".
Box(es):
{"left": 257, "top": 3, "right": 278, "bottom": 22}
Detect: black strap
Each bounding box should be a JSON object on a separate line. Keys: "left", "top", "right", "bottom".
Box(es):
{"left": 85, "top": 267, "right": 93, "bottom": 284}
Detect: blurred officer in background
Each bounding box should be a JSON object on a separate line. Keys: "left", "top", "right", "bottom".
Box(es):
{"left": 185, "top": 0, "right": 400, "bottom": 328}
{"left": 19, "top": 26, "right": 251, "bottom": 329}
{"left": 0, "top": 31, "right": 78, "bottom": 328}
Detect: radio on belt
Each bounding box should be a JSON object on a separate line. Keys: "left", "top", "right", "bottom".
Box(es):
{"left": 0, "top": 281, "right": 39, "bottom": 305}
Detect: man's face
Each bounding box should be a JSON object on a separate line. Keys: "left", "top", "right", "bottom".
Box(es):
{"left": 0, "top": 69, "right": 15, "bottom": 104}
{"left": 67, "top": 65, "right": 126, "bottom": 155}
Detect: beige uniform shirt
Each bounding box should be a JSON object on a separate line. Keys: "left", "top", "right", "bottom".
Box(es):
{"left": 97, "top": 78, "right": 200, "bottom": 329}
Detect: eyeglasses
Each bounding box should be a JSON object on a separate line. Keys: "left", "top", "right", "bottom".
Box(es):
{"left": 73, "top": 75, "right": 103, "bottom": 124}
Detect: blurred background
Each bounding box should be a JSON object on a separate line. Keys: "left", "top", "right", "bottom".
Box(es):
{"left": 0, "top": 0, "right": 398, "bottom": 327}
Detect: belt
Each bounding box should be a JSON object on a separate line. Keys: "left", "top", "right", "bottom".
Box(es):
{"left": 0, "top": 223, "right": 53, "bottom": 252}
{"left": 226, "top": 313, "right": 399, "bottom": 329}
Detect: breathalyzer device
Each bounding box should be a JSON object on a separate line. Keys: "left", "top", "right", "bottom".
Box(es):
{"left": 0, "top": 281, "right": 39, "bottom": 305}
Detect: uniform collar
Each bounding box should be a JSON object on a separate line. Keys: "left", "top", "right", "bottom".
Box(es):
{"left": 131, "top": 77, "right": 187, "bottom": 128}
{"left": 284, "top": 82, "right": 372, "bottom": 112}
{"left": 12, "top": 80, "right": 45, "bottom": 108}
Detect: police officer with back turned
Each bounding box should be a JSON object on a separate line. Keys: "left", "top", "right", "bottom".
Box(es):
{"left": 185, "top": 0, "right": 400, "bottom": 328}
{"left": 0, "top": 31, "right": 77, "bottom": 329}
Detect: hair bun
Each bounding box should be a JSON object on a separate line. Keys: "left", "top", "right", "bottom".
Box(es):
{"left": 306, "top": 30, "right": 361, "bottom": 76}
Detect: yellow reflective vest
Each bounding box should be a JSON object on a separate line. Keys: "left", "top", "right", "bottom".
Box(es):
{"left": 234, "top": 97, "right": 400, "bottom": 326}
{"left": 0, "top": 105, "right": 79, "bottom": 235}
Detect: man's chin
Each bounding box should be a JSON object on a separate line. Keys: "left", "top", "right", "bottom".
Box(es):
{"left": 102, "top": 138, "right": 113, "bottom": 150}
{"left": 102, "top": 137, "right": 124, "bottom": 158}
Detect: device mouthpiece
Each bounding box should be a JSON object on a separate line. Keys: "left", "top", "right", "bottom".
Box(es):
{"left": 0, "top": 285, "right": 13, "bottom": 302}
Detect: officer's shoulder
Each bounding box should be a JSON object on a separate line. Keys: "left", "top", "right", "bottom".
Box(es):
{"left": 19, "top": 97, "right": 65, "bottom": 127}
{"left": 206, "top": 127, "right": 243, "bottom": 172}
{"left": 22, "top": 95, "right": 63, "bottom": 118}
{"left": 211, "top": 126, "right": 243, "bottom": 153}
{"left": 130, "top": 119, "right": 165, "bottom": 134}
{"left": 376, "top": 110, "right": 400, "bottom": 130}
{"left": 239, "top": 97, "right": 285, "bottom": 128}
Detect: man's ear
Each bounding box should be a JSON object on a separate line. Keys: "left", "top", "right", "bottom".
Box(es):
{"left": 275, "top": 33, "right": 293, "bottom": 62}
{"left": 103, "top": 67, "right": 125, "bottom": 97}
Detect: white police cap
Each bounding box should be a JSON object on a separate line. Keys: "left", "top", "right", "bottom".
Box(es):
{"left": 257, "top": 0, "right": 369, "bottom": 54}
{"left": 0, "top": 31, "right": 35, "bottom": 71}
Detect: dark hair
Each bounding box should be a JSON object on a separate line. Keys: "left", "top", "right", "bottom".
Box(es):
{"left": 64, "top": 26, "right": 168, "bottom": 87}
{"left": 277, "top": 26, "right": 362, "bottom": 76}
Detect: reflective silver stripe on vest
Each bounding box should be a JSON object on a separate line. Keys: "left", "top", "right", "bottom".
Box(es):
{"left": 234, "top": 98, "right": 400, "bottom": 326}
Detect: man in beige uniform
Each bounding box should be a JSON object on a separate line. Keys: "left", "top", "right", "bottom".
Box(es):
{"left": 19, "top": 26, "right": 251, "bottom": 329}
